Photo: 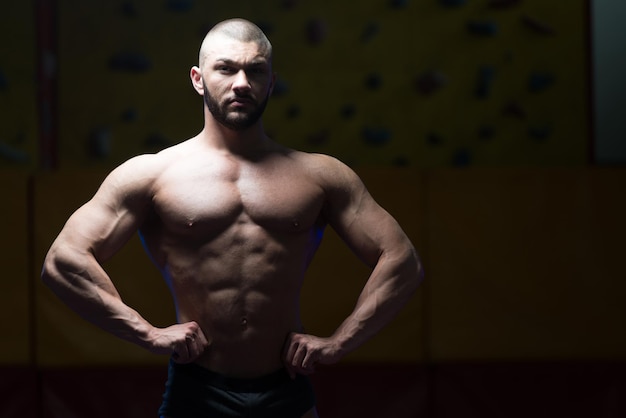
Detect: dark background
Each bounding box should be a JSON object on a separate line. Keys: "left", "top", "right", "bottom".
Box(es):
{"left": 1, "top": 1, "right": 625, "bottom": 417}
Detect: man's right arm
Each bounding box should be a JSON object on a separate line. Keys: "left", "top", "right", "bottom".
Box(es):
{"left": 41, "top": 155, "right": 209, "bottom": 362}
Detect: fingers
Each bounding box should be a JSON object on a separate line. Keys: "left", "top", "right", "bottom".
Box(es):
{"left": 302, "top": 350, "right": 317, "bottom": 371}
{"left": 292, "top": 341, "right": 309, "bottom": 369}
{"left": 195, "top": 326, "right": 210, "bottom": 348}
{"left": 283, "top": 333, "right": 318, "bottom": 378}
{"left": 172, "top": 339, "right": 189, "bottom": 362}
{"left": 172, "top": 322, "right": 210, "bottom": 364}
{"left": 283, "top": 333, "right": 298, "bottom": 379}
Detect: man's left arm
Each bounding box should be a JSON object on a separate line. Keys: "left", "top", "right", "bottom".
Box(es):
{"left": 284, "top": 157, "right": 424, "bottom": 377}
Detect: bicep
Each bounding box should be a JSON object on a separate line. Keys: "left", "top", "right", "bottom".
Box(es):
{"left": 54, "top": 164, "right": 152, "bottom": 262}
{"left": 333, "top": 199, "right": 409, "bottom": 268}
{"left": 323, "top": 165, "right": 410, "bottom": 268}
{"left": 60, "top": 198, "right": 140, "bottom": 262}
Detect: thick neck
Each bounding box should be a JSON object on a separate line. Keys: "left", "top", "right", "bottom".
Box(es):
{"left": 198, "top": 107, "right": 272, "bottom": 157}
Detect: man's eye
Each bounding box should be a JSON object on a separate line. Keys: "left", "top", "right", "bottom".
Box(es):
{"left": 247, "top": 67, "right": 267, "bottom": 76}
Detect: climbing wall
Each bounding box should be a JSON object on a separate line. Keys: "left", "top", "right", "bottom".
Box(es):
{"left": 55, "top": 0, "right": 588, "bottom": 168}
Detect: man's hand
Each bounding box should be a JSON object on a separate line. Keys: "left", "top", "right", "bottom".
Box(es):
{"left": 283, "top": 332, "right": 342, "bottom": 379}
{"left": 147, "top": 321, "right": 210, "bottom": 364}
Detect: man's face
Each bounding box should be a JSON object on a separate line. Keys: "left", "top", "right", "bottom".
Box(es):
{"left": 201, "top": 37, "right": 274, "bottom": 131}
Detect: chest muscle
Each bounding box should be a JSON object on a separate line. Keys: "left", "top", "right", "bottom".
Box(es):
{"left": 152, "top": 162, "right": 326, "bottom": 238}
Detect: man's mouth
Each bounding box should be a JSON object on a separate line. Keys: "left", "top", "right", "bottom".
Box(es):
{"left": 229, "top": 96, "right": 254, "bottom": 105}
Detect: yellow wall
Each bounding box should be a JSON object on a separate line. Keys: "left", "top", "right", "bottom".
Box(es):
{"left": 51, "top": 0, "right": 588, "bottom": 168}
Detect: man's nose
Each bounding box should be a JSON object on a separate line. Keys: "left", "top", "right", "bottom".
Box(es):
{"left": 232, "top": 70, "right": 251, "bottom": 92}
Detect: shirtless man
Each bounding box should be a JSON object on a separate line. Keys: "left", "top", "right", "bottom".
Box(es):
{"left": 41, "top": 18, "right": 423, "bottom": 418}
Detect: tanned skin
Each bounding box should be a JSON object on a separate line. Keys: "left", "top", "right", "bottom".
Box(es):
{"left": 41, "top": 18, "right": 423, "bottom": 418}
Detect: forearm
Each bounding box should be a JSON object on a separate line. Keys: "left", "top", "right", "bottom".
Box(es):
{"left": 41, "top": 245, "right": 155, "bottom": 349}
{"left": 330, "top": 246, "right": 423, "bottom": 357}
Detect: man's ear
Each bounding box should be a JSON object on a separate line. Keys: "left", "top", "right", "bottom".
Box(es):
{"left": 190, "top": 66, "right": 204, "bottom": 95}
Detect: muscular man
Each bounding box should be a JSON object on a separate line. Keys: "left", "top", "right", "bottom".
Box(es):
{"left": 41, "top": 18, "right": 423, "bottom": 418}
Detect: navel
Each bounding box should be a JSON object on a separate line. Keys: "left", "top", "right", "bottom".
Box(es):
{"left": 240, "top": 317, "right": 248, "bottom": 328}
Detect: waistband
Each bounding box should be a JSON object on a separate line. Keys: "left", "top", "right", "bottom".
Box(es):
{"left": 169, "top": 359, "right": 295, "bottom": 392}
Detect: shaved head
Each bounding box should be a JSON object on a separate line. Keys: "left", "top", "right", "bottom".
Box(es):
{"left": 199, "top": 18, "right": 272, "bottom": 68}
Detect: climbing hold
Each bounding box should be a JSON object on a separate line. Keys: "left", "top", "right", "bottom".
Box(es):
{"left": 392, "top": 156, "right": 410, "bottom": 166}
{"left": 439, "top": 0, "right": 467, "bottom": 7}
{"left": 0, "top": 141, "right": 29, "bottom": 163}
{"left": 361, "top": 22, "right": 380, "bottom": 43}
{"left": 477, "top": 125, "right": 495, "bottom": 141}
{"left": 426, "top": 132, "right": 444, "bottom": 146}
{"left": 121, "top": 107, "right": 138, "bottom": 123}
{"left": 467, "top": 20, "right": 498, "bottom": 37}
{"left": 109, "top": 51, "right": 152, "bottom": 73}
{"left": 364, "top": 73, "right": 383, "bottom": 90}
{"left": 305, "top": 18, "right": 328, "bottom": 45}
{"left": 451, "top": 148, "right": 471, "bottom": 166}
{"left": 307, "top": 130, "right": 330, "bottom": 146}
{"left": 415, "top": 71, "right": 447, "bottom": 96}
{"left": 88, "top": 127, "right": 112, "bottom": 159}
{"left": 521, "top": 15, "right": 555, "bottom": 36}
{"left": 361, "top": 127, "right": 392, "bottom": 146}
{"left": 280, "top": 0, "right": 299, "bottom": 10}
{"left": 475, "top": 66, "right": 495, "bottom": 99}
{"left": 144, "top": 132, "right": 171, "bottom": 149}
{"left": 271, "top": 78, "right": 290, "bottom": 97}
{"left": 285, "top": 105, "right": 300, "bottom": 119}
{"left": 528, "top": 72, "right": 555, "bottom": 92}
{"left": 487, "top": 0, "right": 522, "bottom": 9}
{"left": 389, "top": 0, "right": 410, "bottom": 9}
{"left": 528, "top": 125, "right": 552, "bottom": 141}
{"left": 166, "top": 0, "right": 193, "bottom": 12}
{"left": 340, "top": 104, "right": 356, "bottom": 119}
{"left": 501, "top": 101, "right": 527, "bottom": 119}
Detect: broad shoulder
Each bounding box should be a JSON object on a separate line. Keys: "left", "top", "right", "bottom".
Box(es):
{"left": 290, "top": 151, "right": 364, "bottom": 193}
{"left": 96, "top": 141, "right": 191, "bottom": 199}
{"left": 287, "top": 152, "right": 381, "bottom": 232}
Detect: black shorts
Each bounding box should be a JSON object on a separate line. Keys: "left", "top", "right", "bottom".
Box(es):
{"left": 158, "top": 360, "right": 316, "bottom": 418}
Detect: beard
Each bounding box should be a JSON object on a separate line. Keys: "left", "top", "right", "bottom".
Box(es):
{"left": 204, "top": 87, "right": 270, "bottom": 131}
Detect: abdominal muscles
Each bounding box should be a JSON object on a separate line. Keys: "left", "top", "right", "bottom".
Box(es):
{"left": 141, "top": 155, "right": 327, "bottom": 377}
{"left": 159, "top": 217, "right": 316, "bottom": 377}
